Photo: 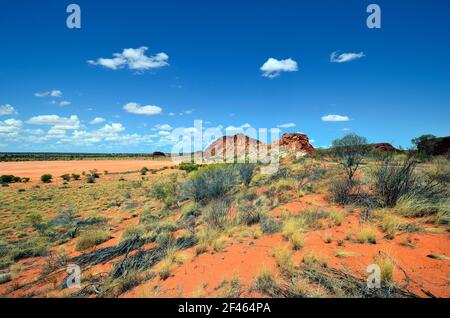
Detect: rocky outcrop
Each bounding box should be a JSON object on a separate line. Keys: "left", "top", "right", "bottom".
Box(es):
{"left": 370, "top": 143, "right": 400, "bottom": 153}
{"left": 151, "top": 151, "right": 166, "bottom": 158}
{"left": 274, "top": 133, "right": 315, "bottom": 156}
{"left": 203, "top": 133, "right": 263, "bottom": 162}
{"left": 202, "top": 132, "right": 315, "bottom": 161}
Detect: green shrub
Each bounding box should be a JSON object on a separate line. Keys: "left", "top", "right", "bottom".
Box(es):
{"left": 41, "top": 174, "right": 53, "bottom": 183}
{"left": 140, "top": 167, "right": 149, "bottom": 175}
{"left": 60, "top": 174, "right": 71, "bottom": 182}
{"left": 236, "top": 163, "right": 255, "bottom": 186}
{"left": 75, "top": 229, "right": 110, "bottom": 251}
{"left": 71, "top": 173, "right": 80, "bottom": 180}
{"left": 179, "top": 162, "right": 199, "bottom": 173}
{"left": 183, "top": 165, "right": 238, "bottom": 204}
{"left": 237, "top": 201, "right": 261, "bottom": 225}
{"left": 204, "top": 200, "right": 230, "bottom": 228}
{"left": 260, "top": 216, "right": 281, "bottom": 234}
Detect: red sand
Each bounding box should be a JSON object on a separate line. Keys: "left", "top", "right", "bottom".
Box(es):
{"left": 0, "top": 159, "right": 175, "bottom": 182}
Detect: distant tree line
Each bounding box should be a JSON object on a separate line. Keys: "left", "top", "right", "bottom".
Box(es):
{"left": 0, "top": 152, "right": 170, "bottom": 162}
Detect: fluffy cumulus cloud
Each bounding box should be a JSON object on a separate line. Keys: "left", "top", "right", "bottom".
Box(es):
{"left": 0, "top": 104, "right": 17, "bottom": 116}
{"left": 330, "top": 51, "right": 365, "bottom": 63}
{"left": 321, "top": 114, "right": 350, "bottom": 122}
{"left": 26, "top": 115, "right": 81, "bottom": 129}
{"left": 88, "top": 47, "right": 169, "bottom": 72}
{"left": 123, "top": 102, "right": 162, "bottom": 116}
{"left": 35, "top": 90, "right": 62, "bottom": 97}
{"left": 260, "top": 58, "right": 298, "bottom": 78}
{"left": 153, "top": 124, "right": 172, "bottom": 131}
{"left": 90, "top": 117, "right": 106, "bottom": 125}
{"left": 0, "top": 118, "right": 22, "bottom": 136}
{"left": 277, "top": 122, "right": 296, "bottom": 128}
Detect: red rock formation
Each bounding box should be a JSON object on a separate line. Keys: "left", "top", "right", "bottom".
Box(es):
{"left": 274, "top": 133, "right": 315, "bottom": 155}
{"left": 370, "top": 143, "right": 400, "bottom": 152}
{"left": 203, "top": 133, "right": 263, "bottom": 161}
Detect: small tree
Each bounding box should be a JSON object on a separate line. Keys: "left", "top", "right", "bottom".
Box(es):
{"left": 411, "top": 134, "right": 436, "bottom": 149}
{"left": 331, "top": 134, "right": 369, "bottom": 181}
{"left": 41, "top": 174, "right": 53, "bottom": 183}
{"left": 60, "top": 174, "right": 71, "bottom": 182}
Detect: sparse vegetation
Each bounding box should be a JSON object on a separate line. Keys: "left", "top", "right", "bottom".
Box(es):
{"left": 75, "top": 229, "right": 110, "bottom": 251}
{"left": 355, "top": 226, "right": 377, "bottom": 244}
{"left": 41, "top": 174, "right": 53, "bottom": 183}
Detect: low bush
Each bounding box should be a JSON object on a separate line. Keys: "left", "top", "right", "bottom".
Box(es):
{"left": 380, "top": 213, "right": 401, "bottom": 239}
{"left": 75, "top": 229, "right": 110, "bottom": 251}
{"left": 183, "top": 165, "right": 238, "bottom": 204}
{"left": 260, "top": 216, "right": 281, "bottom": 234}
{"left": 355, "top": 226, "right": 377, "bottom": 244}
{"left": 236, "top": 163, "right": 255, "bottom": 186}
{"left": 237, "top": 201, "right": 261, "bottom": 225}
{"left": 71, "top": 173, "right": 80, "bottom": 180}
{"left": 41, "top": 174, "right": 53, "bottom": 183}
{"left": 60, "top": 174, "right": 71, "bottom": 182}
{"left": 203, "top": 200, "right": 230, "bottom": 228}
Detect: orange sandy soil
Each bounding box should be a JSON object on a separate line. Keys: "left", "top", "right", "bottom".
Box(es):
{"left": 1, "top": 182, "right": 449, "bottom": 298}
{"left": 0, "top": 159, "right": 176, "bottom": 183}
{"left": 122, "top": 195, "right": 449, "bottom": 298}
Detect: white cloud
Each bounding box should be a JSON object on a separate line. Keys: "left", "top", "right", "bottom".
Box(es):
{"left": 154, "top": 124, "right": 172, "bottom": 131}
{"left": 88, "top": 47, "right": 169, "bottom": 72}
{"left": 168, "top": 112, "right": 175, "bottom": 116}
{"left": 0, "top": 118, "right": 22, "bottom": 135}
{"left": 123, "top": 102, "right": 162, "bottom": 116}
{"left": 26, "top": 115, "right": 81, "bottom": 130}
{"left": 277, "top": 123, "right": 296, "bottom": 128}
{"left": 342, "top": 127, "right": 351, "bottom": 131}
{"left": 330, "top": 51, "right": 365, "bottom": 63}
{"left": 0, "top": 104, "right": 17, "bottom": 116}
{"left": 321, "top": 114, "right": 350, "bottom": 122}
{"left": 35, "top": 90, "right": 62, "bottom": 98}
{"left": 260, "top": 58, "right": 298, "bottom": 78}
{"left": 158, "top": 130, "right": 171, "bottom": 136}
{"left": 90, "top": 117, "right": 106, "bottom": 125}
{"left": 58, "top": 101, "right": 71, "bottom": 107}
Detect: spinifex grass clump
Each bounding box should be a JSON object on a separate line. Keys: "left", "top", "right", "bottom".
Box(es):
{"left": 183, "top": 164, "right": 238, "bottom": 204}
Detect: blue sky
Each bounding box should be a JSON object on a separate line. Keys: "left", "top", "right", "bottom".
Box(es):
{"left": 0, "top": 0, "right": 449, "bottom": 153}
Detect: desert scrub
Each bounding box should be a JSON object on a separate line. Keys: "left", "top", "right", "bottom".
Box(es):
{"left": 183, "top": 164, "right": 238, "bottom": 204}
{"left": 273, "top": 246, "right": 295, "bottom": 276}
{"left": 328, "top": 177, "right": 358, "bottom": 205}
{"left": 380, "top": 213, "right": 402, "bottom": 239}
{"left": 254, "top": 268, "right": 277, "bottom": 293}
{"left": 282, "top": 218, "right": 306, "bottom": 240}
{"left": 120, "top": 225, "right": 146, "bottom": 242}
{"left": 11, "top": 236, "right": 49, "bottom": 261}
{"left": 237, "top": 201, "right": 261, "bottom": 225}
{"left": 328, "top": 209, "right": 345, "bottom": 226}
{"left": 195, "top": 226, "right": 220, "bottom": 255}
{"left": 219, "top": 275, "right": 243, "bottom": 298}
{"left": 235, "top": 163, "right": 255, "bottom": 186}
{"left": 302, "top": 251, "right": 328, "bottom": 267}
{"left": 203, "top": 199, "right": 230, "bottom": 229}
{"left": 41, "top": 174, "right": 53, "bottom": 183}
{"left": 260, "top": 215, "right": 281, "bottom": 234}
{"left": 75, "top": 229, "right": 110, "bottom": 251}
{"left": 355, "top": 226, "right": 377, "bottom": 244}
{"left": 290, "top": 232, "right": 305, "bottom": 250}
{"left": 375, "top": 254, "right": 395, "bottom": 287}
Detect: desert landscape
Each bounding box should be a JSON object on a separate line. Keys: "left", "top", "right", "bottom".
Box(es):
{"left": 0, "top": 133, "right": 448, "bottom": 298}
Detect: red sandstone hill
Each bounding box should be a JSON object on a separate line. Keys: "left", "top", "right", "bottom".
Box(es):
{"left": 275, "top": 133, "right": 315, "bottom": 156}
{"left": 369, "top": 143, "right": 400, "bottom": 152}
{"left": 202, "top": 132, "right": 315, "bottom": 161}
